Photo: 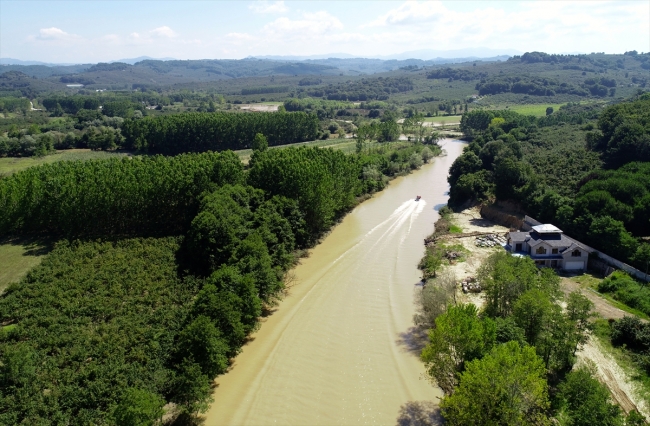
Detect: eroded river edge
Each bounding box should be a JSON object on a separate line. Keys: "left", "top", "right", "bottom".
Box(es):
{"left": 202, "top": 139, "right": 466, "bottom": 425}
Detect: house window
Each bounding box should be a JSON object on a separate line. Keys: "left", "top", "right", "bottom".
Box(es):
{"left": 535, "top": 260, "right": 546, "bottom": 266}
{"left": 552, "top": 248, "right": 558, "bottom": 254}
{"left": 572, "top": 249, "right": 581, "bottom": 257}
{"left": 516, "top": 243, "right": 522, "bottom": 251}
{"left": 536, "top": 246, "right": 547, "bottom": 255}
{"left": 551, "top": 260, "right": 558, "bottom": 268}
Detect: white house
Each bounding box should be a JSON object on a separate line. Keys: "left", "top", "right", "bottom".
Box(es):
{"left": 506, "top": 224, "right": 591, "bottom": 271}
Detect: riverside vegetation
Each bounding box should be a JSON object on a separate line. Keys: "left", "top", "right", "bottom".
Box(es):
{"left": 432, "top": 91, "right": 650, "bottom": 424}
{"left": 417, "top": 245, "right": 646, "bottom": 425}
{"left": 0, "top": 123, "right": 440, "bottom": 424}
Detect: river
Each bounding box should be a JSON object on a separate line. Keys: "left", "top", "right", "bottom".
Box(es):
{"left": 203, "top": 139, "right": 466, "bottom": 425}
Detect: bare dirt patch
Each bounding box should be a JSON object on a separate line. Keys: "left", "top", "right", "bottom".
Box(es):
{"left": 577, "top": 338, "right": 648, "bottom": 417}
{"left": 434, "top": 207, "right": 509, "bottom": 307}
{"left": 239, "top": 103, "right": 280, "bottom": 112}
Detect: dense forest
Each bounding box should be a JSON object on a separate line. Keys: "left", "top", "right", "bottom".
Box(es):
{"left": 448, "top": 93, "right": 650, "bottom": 271}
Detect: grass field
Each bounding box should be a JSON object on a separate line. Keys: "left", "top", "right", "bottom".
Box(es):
{"left": 0, "top": 237, "right": 52, "bottom": 292}
{"left": 502, "top": 103, "right": 567, "bottom": 117}
{"left": 0, "top": 149, "right": 130, "bottom": 176}
{"left": 422, "top": 115, "right": 463, "bottom": 123}
{"left": 234, "top": 137, "right": 420, "bottom": 164}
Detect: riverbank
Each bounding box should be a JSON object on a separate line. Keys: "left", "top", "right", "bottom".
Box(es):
{"left": 201, "top": 139, "right": 467, "bottom": 425}
{"left": 419, "top": 206, "right": 649, "bottom": 420}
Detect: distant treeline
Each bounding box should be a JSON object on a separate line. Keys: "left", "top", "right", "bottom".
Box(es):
{"left": 0, "top": 97, "right": 30, "bottom": 112}
{"left": 241, "top": 86, "right": 289, "bottom": 95}
{"left": 305, "top": 77, "right": 413, "bottom": 101}
{"left": 283, "top": 97, "right": 355, "bottom": 114}
{"left": 42, "top": 95, "right": 149, "bottom": 117}
{"left": 512, "top": 50, "right": 650, "bottom": 70}
{"left": 426, "top": 67, "right": 488, "bottom": 82}
{"left": 475, "top": 76, "right": 600, "bottom": 97}
{"left": 121, "top": 111, "right": 320, "bottom": 154}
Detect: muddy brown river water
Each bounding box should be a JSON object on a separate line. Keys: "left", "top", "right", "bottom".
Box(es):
{"left": 203, "top": 139, "right": 466, "bottom": 425}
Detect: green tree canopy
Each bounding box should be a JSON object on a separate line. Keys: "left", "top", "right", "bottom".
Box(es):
{"left": 113, "top": 388, "right": 165, "bottom": 426}
{"left": 440, "top": 341, "right": 550, "bottom": 426}
{"left": 421, "top": 304, "right": 496, "bottom": 395}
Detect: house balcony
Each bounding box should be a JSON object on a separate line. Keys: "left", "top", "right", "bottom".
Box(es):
{"left": 529, "top": 254, "right": 563, "bottom": 260}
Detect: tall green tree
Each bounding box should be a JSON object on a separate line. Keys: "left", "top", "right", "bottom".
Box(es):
{"left": 440, "top": 341, "right": 550, "bottom": 426}
{"left": 113, "top": 388, "right": 165, "bottom": 426}
{"left": 556, "top": 364, "right": 623, "bottom": 426}
{"left": 421, "top": 304, "right": 496, "bottom": 395}
{"left": 171, "top": 359, "right": 214, "bottom": 416}
{"left": 252, "top": 132, "right": 268, "bottom": 152}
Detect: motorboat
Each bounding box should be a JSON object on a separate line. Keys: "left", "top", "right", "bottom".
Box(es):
{"left": 415, "top": 195, "right": 421, "bottom": 201}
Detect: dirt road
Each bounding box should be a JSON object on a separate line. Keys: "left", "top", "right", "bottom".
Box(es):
{"left": 561, "top": 278, "right": 632, "bottom": 321}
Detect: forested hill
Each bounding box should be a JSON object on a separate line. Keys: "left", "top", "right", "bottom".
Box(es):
{"left": 2, "top": 51, "right": 648, "bottom": 101}
{"left": 448, "top": 93, "right": 650, "bottom": 272}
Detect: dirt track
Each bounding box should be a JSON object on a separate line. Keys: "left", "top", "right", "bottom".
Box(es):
{"left": 577, "top": 339, "right": 647, "bottom": 416}
{"left": 561, "top": 278, "right": 631, "bottom": 321}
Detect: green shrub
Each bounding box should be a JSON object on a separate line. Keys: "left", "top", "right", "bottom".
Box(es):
{"left": 599, "top": 272, "right": 650, "bottom": 316}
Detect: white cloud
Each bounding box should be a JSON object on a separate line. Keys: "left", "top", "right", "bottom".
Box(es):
{"left": 35, "top": 27, "right": 81, "bottom": 41}
{"left": 366, "top": 1, "right": 447, "bottom": 27}
{"left": 149, "top": 26, "right": 176, "bottom": 38}
{"left": 249, "top": 1, "right": 288, "bottom": 14}
{"left": 263, "top": 11, "right": 343, "bottom": 37}
{"left": 360, "top": 0, "right": 649, "bottom": 54}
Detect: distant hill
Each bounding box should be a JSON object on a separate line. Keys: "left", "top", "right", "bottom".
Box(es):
{"left": 111, "top": 56, "right": 177, "bottom": 65}
{"left": 0, "top": 58, "right": 81, "bottom": 66}
{"left": 252, "top": 48, "right": 520, "bottom": 62}
{"left": 375, "top": 47, "right": 523, "bottom": 60}
{"left": 2, "top": 51, "right": 647, "bottom": 103}
{"left": 251, "top": 53, "right": 358, "bottom": 61}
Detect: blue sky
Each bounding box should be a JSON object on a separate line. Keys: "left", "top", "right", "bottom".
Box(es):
{"left": 1, "top": 1, "right": 649, "bottom": 62}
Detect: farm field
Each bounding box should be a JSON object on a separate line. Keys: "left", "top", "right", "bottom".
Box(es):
{"left": 0, "top": 237, "right": 52, "bottom": 292}
{"left": 503, "top": 103, "right": 567, "bottom": 116}
{"left": 422, "top": 115, "right": 463, "bottom": 123}
{"left": 0, "top": 149, "right": 130, "bottom": 175}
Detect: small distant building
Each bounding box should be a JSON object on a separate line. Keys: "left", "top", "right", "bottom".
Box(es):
{"left": 507, "top": 224, "right": 590, "bottom": 271}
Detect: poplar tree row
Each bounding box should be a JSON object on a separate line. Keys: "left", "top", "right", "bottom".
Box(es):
{"left": 0, "top": 151, "right": 244, "bottom": 236}
{"left": 121, "top": 112, "right": 320, "bottom": 154}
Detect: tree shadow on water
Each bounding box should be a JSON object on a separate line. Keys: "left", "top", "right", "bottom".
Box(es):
{"left": 396, "top": 401, "right": 443, "bottom": 426}
{"left": 395, "top": 326, "right": 430, "bottom": 355}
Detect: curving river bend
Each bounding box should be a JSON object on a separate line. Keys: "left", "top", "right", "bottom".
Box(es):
{"left": 203, "top": 139, "right": 466, "bottom": 425}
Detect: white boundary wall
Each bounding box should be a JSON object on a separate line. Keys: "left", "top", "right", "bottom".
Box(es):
{"left": 522, "top": 216, "right": 649, "bottom": 283}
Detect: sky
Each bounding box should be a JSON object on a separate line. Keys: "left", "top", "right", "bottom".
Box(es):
{"left": 1, "top": 0, "right": 649, "bottom": 63}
